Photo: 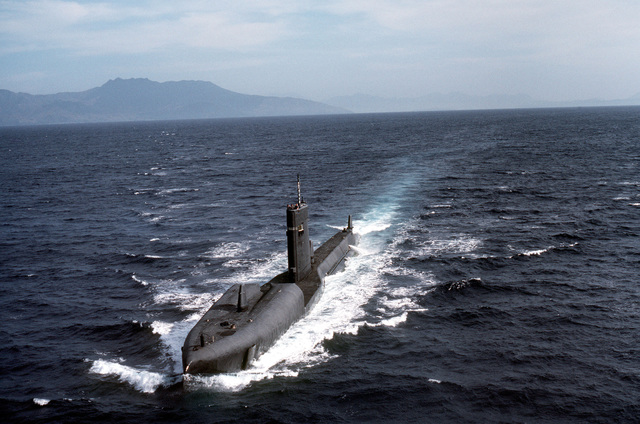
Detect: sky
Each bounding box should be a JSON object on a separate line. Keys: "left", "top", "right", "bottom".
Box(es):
{"left": 1, "top": 0, "right": 639, "bottom": 102}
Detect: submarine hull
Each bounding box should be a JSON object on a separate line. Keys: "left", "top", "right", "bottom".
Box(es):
{"left": 182, "top": 229, "right": 356, "bottom": 374}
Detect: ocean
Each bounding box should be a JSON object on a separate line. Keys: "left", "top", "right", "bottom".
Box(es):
{"left": 1, "top": 107, "right": 639, "bottom": 423}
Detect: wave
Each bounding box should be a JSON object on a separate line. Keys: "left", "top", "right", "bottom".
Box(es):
{"left": 131, "top": 274, "right": 149, "bottom": 286}
{"left": 415, "top": 238, "right": 482, "bottom": 258}
{"left": 203, "top": 242, "right": 250, "bottom": 259}
{"left": 519, "top": 247, "right": 549, "bottom": 256}
{"left": 511, "top": 242, "right": 579, "bottom": 258}
{"left": 157, "top": 188, "right": 200, "bottom": 196}
{"left": 390, "top": 216, "right": 483, "bottom": 260}
{"left": 121, "top": 252, "right": 173, "bottom": 265}
{"left": 89, "top": 359, "right": 167, "bottom": 394}
{"left": 148, "top": 278, "right": 216, "bottom": 312}
{"left": 365, "top": 311, "right": 427, "bottom": 328}
{"left": 131, "top": 187, "right": 200, "bottom": 197}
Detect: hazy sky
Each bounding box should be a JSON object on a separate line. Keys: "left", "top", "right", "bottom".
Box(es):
{"left": 1, "top": 0, "right": 639, "bottom": 101}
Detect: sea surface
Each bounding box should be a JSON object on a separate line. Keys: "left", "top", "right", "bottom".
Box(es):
{"left": 1, "top": 107, "right": 639, "bottom": 423}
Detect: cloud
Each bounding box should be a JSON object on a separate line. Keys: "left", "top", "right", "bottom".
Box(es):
{"left": 0, "top": 0, "right": 638, "bottom": 99}
{"left": 3, "top": 0, "right": 638, "bottom": 59}
{"left": 0, "top": 0, "right": 289, "bottom": 54}
{"left": 318, "top": 0, "right": 640, "bottom": 56}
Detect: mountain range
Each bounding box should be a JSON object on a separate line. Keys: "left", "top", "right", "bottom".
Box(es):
{"left": 0, "top": 78, "right": 347, "bottom": 126}
{"left": 1, "top": 78, "right": 638, "bottom": 126}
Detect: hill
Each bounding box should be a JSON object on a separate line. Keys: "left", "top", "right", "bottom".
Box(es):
{"left": 0, "top": 78, "right": 348, "bottom": 126}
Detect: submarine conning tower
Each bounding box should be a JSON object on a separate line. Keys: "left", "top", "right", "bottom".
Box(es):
{"left": 287, "top": 176, "right": 313, "bottom": 283}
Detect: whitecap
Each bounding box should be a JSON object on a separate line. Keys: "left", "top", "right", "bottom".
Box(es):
{"left": 151, "top": 321, "right": 174, "bottom": 335}
{"left": 204, "top": 242, "right": 250, "bottom": 259}
{"left": 520, "top": 247, "right": 550, "bottom": 256}
{"left": 89, "top": 359, "right": 166, "bottom": 393}
{"left": 373, "top": 312, "right": 409, "bottom": 327}
{"left": 131, "top": 274, "right": 149, "bottom": 286}
{"left": 158, "top": 188, "right": 199, "bottom": 195}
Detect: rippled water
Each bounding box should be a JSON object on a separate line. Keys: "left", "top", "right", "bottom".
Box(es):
{"left": 1, "top": 108, "right": 639, "bottom": 422}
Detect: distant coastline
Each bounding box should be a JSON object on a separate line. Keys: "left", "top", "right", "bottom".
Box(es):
{"left": 0, "top": 78, "right": 348, "bottom": 127}
{"left": 1, "top": 77, "right": 639, "bottom": 126}
{"left": 324, "top": 92, "right": 640, "bottom": 114}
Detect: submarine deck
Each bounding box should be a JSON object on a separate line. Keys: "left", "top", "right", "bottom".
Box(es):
{"left": 297, "top": 229, "right": 354, "bottom": 306}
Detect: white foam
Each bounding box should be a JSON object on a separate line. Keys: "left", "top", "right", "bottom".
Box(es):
{"left": 131, "top": 274, "right": 149, "bottom": 286}
{"left": 33, "top": 398, "right": 50, "bottom": 406}
{"left": 204, "top": 242, "right": 250, "bottom": 259}
{"left": 219, "top": 250, "right": 287, "bottom": 285}
{"left": 159, "top": 318, "right": 206, "bottom": 373}
{"left": 521, "top": 247, "right": 549, "bottom": 256}
{"left": 153, "top": 287, "right": 215, "bottom": 312}
{"left": 377, "top": 312, "right": 409, "bottom": 327}
{"left": 398, "top": 235, "right": 482, "bottom": 259}
{"left": 389, "top": 215, "right": 482, "bottom": 260}
{"left": 158, "top": 188, "right": 200, "bottom": 195}
{"left": 168, "top": 203, "right": 187, "bottom": 209}
{"left": 89, "top": 359, "right": 166, "bottom": 393}
{"left": 356, "top": 221, "right": 392, "bottom": 236}
{"left": 151, "top": 321, "right": 174, "bottom": 335}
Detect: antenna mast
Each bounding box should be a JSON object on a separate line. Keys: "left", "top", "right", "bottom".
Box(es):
{"left": 297, "top": 174, "right": 302, "bottom": 205}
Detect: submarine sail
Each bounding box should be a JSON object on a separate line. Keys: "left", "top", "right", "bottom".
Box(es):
{"left": 287, "top": 175, "right": 312, "bottom": 283}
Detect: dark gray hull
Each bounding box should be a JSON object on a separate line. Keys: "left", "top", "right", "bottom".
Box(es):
{"left": 182, "top": 228, "right": 357, "bottom": 374}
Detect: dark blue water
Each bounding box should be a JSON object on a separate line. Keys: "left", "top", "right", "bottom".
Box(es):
{"left": 1, "top": 108, "right": 639, "bottom": 423}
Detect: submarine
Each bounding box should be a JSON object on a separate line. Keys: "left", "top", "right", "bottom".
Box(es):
{"left": 182, "top": 177, "right": 357, "bottom": 374}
